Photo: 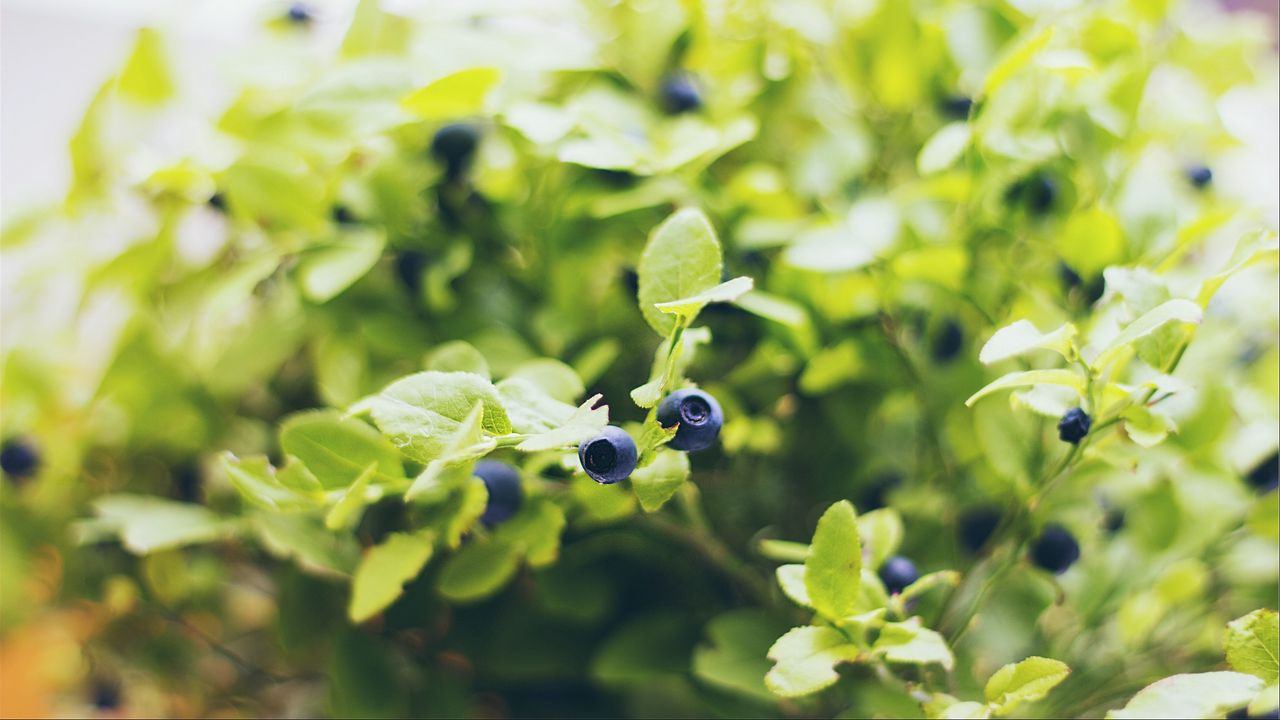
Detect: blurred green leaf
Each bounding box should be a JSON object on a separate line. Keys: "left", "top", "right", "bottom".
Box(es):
{"left": 348, "top": 530, "right": 435, "bottom": 623}
{"left": 805, "top": 501, "right": 862, "bottom": 621}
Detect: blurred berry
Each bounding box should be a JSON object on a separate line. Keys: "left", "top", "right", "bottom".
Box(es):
{"left": 431, "top": 123, "right": 481, "bottom": 180}
{"left": 0, "top": 438, "right": 40, "bottom": 481}
{"left": 1029, "top": 524, "right": 1080, "bottom": 574}
{"left": 1187, "top": 165, "right": 1213, "bottom": 189}
{"left": 941, "top": 96, "right": 973, "bottom": 119}
{"left": 958, "top": 506, "right": 1001, "bottom": 553}
{"left": 286, "top": 2, "right": 314, "bottom": 24}
{"left": 1058, "top": 408, "right": 1091, "bottom": 444}
{"left": 659, "top": 75, "right": 702, "bottom": 114}
{"left": 878, "top": 555, "right": 920, "bottom": 595}
{"left": 1246, "top": 451, "right": 1279, "bottom": 493}
{"left": 932, "top": 319, "right": 964, "bottom": 363}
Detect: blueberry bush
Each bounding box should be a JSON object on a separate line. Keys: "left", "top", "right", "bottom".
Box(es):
{"left": 1, "top": 0, "right": 1277, "bottom": 717}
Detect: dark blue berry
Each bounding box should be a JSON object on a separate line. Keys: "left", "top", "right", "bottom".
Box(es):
{"left": 1007, "top": 174, "right": 1056, "bottom": 214}
{"left": 862, "top": 472, "right": 902, "bottom": 511}
{"left": 431, "top": 123, "right": 480, "bottom": 180}
{"left": 958, "top": 506, "right": 1001, "bottom": 553}
{"left": 659, "top": 75, "right": 702, "bottom": 114}
{"left": 207, "top": 191, "right": 227, "bottom": 212}
{"left": 0, "top": 439, "right": 39, "bottom": 480}
{"left": 1187, "top": 165, "right": 1213, "bottom": 189}
{"left": 621, "top": 268, "right": 640, "bottom": 299}
{"left": 578, "top": 426, "right": 638, "bottom": 484}
{"left": 395, "top": 251, "right": 429, "bottom": 295}
{"left": 941, "top": 96, "right": 973, "bottom": 119}
{"left": 91, "top": 679, "right": 121, "bottom": 710}
{"left": 474, "top": 460, "right": 523, "bottom": 526}
{"left": 1103, "top": 508, "right": 1125, "bottom": 533}
{"left": 286, "top": 2, "right": 314, "bottom": 24}
{"left": 656, "top": 389, "right": 723, "bottom": 453}
{"left": 878, "top": 555, "right": 919, "bottom": 595}
{"left": 1057, "top": 408, "right": 1091, "bottom": 444}
{"left": 1246, "top": 452, "right": 1279, "bottom": 494}
{"left": 932, "top": 320, "right": 964, "bottom": 363}
{"left": 1029, "top": 524, "right": 1080, "bottom": 574}
{"left": 331, "top": 205, "right": 357, "bottom": 225}
{"left": 174, "top": 463, "right": 202, "bottom": 504}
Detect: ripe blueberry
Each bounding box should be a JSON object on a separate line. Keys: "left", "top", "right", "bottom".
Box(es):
{"left": 1058, "top": 407, "right": 1091, "bottom": 444}
{"left": 431, "top": 123, "right": 480, "bottom": 180}
{"left": 331, "top": 205, "right": 357, "bottom": 225}
{"left": 1187, "top": 165, "right": 1212, "bottom": 189}
{"left": 1103, "top": 508, "right": 1125, "bottom": 533}
{"left": 656, "top": 388, "right": 723, "bottom": 453}
{"left": 0, "top": 438, "right": 40, "bottom": 481}
{"left": 1246, "top": 451, "right": 1278, "bottom": 494}
{"left": 958, "top": 506, "right": 1001, "bottom": 553}
{"left": 207, "top": 191, "right": 227, "bottom": 213}
{"left": 90, "top": 679, "right": 121, "bottom": 710}
{"left": 659, "top": 75, "right": 702, "bottom": 114}
{"left": 395, "top": 250, "right": 429, "bottom": 295}
{"left": 878, "top": 555, "right": 919, "bottom": 595}
{"left": 174, "top": 463, "right": 202, "bottom": 504}
{"left": 941, "top": 96, "right": 974, "bottom": 119}
{"left": 286, "top": 2, "right": 314, "bottom": 24}
{"left": 1007, "top": 174, "right": 1056, "bottom": 214}
{"left": 1059, "top": 262, "right": 1106, "bottom": 306}
{"left": 1029, "top": 523, "right": 1080, "bottom": 574}
{"left": 474, "top": 460, "right": 523, "bottom": 526}
{"left": 578, "top": 426, "right": 638, "bottom": 484}
{"left": 932, "top": 319, "right": 964, "bottom": 363}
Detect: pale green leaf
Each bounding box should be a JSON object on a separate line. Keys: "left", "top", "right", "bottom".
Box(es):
{"left": 250, "top": 513, "right": 360, "bottom": 578}
{"left": 221, "top": 453, "right": 322, "bottom": 511}
{"left": 297, "top": 229, "right": 386, "bottom": 303}
{"left": 765, "top": 626, "right": 862, "bottom": 698}
{"left": 348, "top": 530, "right": 435, "bottom": 623}
{"left": 965, "top": 369, "right": 1085, "bottom": 407}
{"left": 629, "top": 449, "right": 690, "bottom": 512}
{"left": 979, "top": 320, "right": 1078, "bottom": 365}
{"left": 1057, "top": 207, "right": 1125, "bottom": 278}
{"left": 693, "top": 610, "right": 790, "bottom": 703}
{"left": 280, "top": 410, "right": 404, "bottom": 488}
{"left": 1121, "top": 404, "right": 1174, "bottom": 448}
{"left": 1107, "top": 672, "right": 1264, "bottom": 719}
{"left": 805, "top": 501, "right": 862, "bottom": 621}
{"left": 506, "top": 359, "right": 585, "bottom": 403}
{"left": 493, "top": 498, "right": 566, "bottom": 567}
{"left": 984, "top": 656, "right": 1071, "bottom": 715}
{"left": 874, "top": 620, "right": 955, "bottom": 670}
{"left": 776, "top": 564, "right": 812, "bottom": 608}
{"left": 406, "top": 403, "right": 494, "bottom": 501}
{"left": 637, "top": 208, "right": 723, "bottom": 335}
{"left": 654, "top": 276, "right": 755, "bottom": 320}
{"left": 117, "top": 28, "right": 174, "bottom": 105}
{"left": 425, "top": 341, "right": 491, "bottom": 379}
{"left": 401, "top": 67, "right": 501, "bottom": 120}
{"left": 758, "top": 539, "right": 810, "bottom": 564}
{"left": 858, "top": 508, "right": 904, "bottom": 569}
{"left": 1090, "top": 299, "right": 1203, "bottom": 369}
{"left": 92, "top": 495, "right": 232, "bottom": 555}
{"left": 918, "top": 122, "right": 972, "bottom": 175}
{"left": 436, "top": 540, "right": 522, "bottom": 603}
{"left": 325, "top": 463, "right": 378, "bottom": 530}
{"left": 1226, "top": 610, "right": 1280, "bottom": 683}
{"left": 516, "top": 394, "right": 609, "bottom": 452}
{"left": 352, "top": 371, "right": 511, "bottom": 463}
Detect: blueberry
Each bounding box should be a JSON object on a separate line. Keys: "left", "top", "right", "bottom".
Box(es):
{"left": 1007, "top": 174, "right": 1056, "bottom": 214}
{"left": 1059, "top": 262, "right": 1106, "bottom": 306}
{"left": 621, "top": 267, "right": 640, "bottom": 299}
{"left": 878, "top": 555, "right": 919, "bottom": 595}
{"left": 1246, "top": 451, "right": 1278, "bottom": 494}
{"left": 90, "top": 679, "right": 121, "bottom": 710}
{"left": 331, "top": 205, "right": 357, "bottom": 225}
{"left": 1225, "top": 708, "right": 1248, "bottom": 720}
{"left": 932, "top": 319, "right": 964, "bottom": 363}
{"left": 474, "top": 460, "right": 523, "bottom": 526}
{"left": 656, "top": 388, "right": 724, "bottom": 453}
{"left": 861, "top": 472, "right": 902, "bottom": 511}
{"left": 941, "top": 96, "right": 973, "bottom": 119}
{"left": 1029, "top": 523, "right": 1080, "bottom": 574}
{"left": 1187, "top": 165, "right": 1212, "bottom": 189}
{"left": 0, "top": 438, "right": 40, "bottom": 481}
{"left": 1057, "top": 408, "right": 1091, "bottom": 445}
{"left": 207, "top": 191, "right": 227, "bottom": 212}
{"left": 174, "top": 463, "right": 202, "bottom": 504}
{"left": 659, "top": 75, "right": 702, "bottom": 114}
{"left": 286, "top": 2, "right": 314, "bottom": 24}
{"left": 578, "top": 426, "right": 638, "bottom": 484}
{"left": 1103, "top": 507, "right": 1125, "bottom": 533}
{"left": 431, "top": 123, "right": 481, "bottom": 180}
{"left": 395, "top": 250, "right": 430, "bottom": 295}
{"left": 958, "top": 506, "right": 1001, "bottom": 553}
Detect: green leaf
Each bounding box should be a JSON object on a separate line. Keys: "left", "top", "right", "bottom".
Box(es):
{"left": 117, "top": 28, "right": 174, "bottom": 105}
{"left": 1107, "top": 672, "right": 1264, "bottom": 719}
{"left": 401, "top": 67, "right": 501, "bottom": 120}
{"left": 437, "top": 540, "right": 522, "bottom": 603}
{"left": 1226, "top": 610, "right": 1280, "bottom": 683}
{"left": 900, "top": 571, "right": 961, "bottom": 606}
{"left": 325, "top": 463, "right": 379, "bottom": 530}
{"left": 765, "top": 626, "right": 862, "bottom": 698}
{"left": 965, "top": 370, "right": 1085, "bottom": 407}
{"left": 891, "top": 246, "right": 970, "bottom": 290}
{"left": 515, "top": 394, "right": 609, "bottom": 452}
{"left": 250, "top": 513, "right": 360, "bottom": 578}
{"left": 630, "top": 324, "right": 711, "bottom": 409}
{"left": 874, "top": 619, "right": 955, "bottom": 670}
{"left": 978, "top": 320, "right": 1078, "bottom": 365}
{"left": 494, "top": 498, "right": 567, "bottom": 567}
{"left": 859, "top": 508, "right": 904, "bottom": 569}
{"left": 443, "top": 477, "right": 489, "bottom": 549}
{"left": 280, "top": 410, "right": 405, "bottom": 488}
{"left": 805, "top": 501, "right": 862, "bottom": 621}
{"left": 918, "top": 122, "right": 972, "bottom": 175}
{"left": 629, "top": 449, "right": 690, "bottom": 512}
{"left": 776, "top": 564, "right": 811, "bottom": 608}
{"left": 693, "top": 610, "right": 790, "bottom": 703}
{"left": 425, "top": 340, "right": 491, "bottom": 379}
{"left": 296, "top": 229, "right": 386, "bottom": 303}
{"left": 1090, "top": 299, "right": 1203, "bottom": 369}
{"left": 1056, "top": 207, "right": 1125, "bottom": 277}
{"left": 1251, "top": 683, "right": 1280, "bottom": 717}
{"left": 340, "top": 0, "right": 411, "bottom": 58}
{"left": 654, "top": 276, "right": 755, "bottom": 322}
{"left": 352, "top": 371, "right": 511, "bottom": 464}
{"left": 221, "top": 453, "right": 322, "bottom": 511}
{"left": 1197, "top": 230, "right": 1280, "bottom": 308}
{"left": 758, "top": 539, "right": 810, "bottom": 564}
{"left": 783, "top": 225, "right": 875, "bottom": 273}
{"left": 348, "top": 530, "right": 435, "bottom": 623}
{"left": 983, "top": 25, "right": 1054, "bottom": 96}
{"left": 1121, "top": 404, "right": 1174, "bottom": 448}
{"left": 91, "top": 495, "right": 232, "bottom": 555}
{"left": 984, "top": 656, "right": 1071, "bottom": 715}
{"left": 637, "top": 208, "right": 724, "bottom": 335}
{"left": 406, "top": 402, "right": 494, "bottom": 502}
{"left": 506, "top": 359, "right": 586, "bottom": 403}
